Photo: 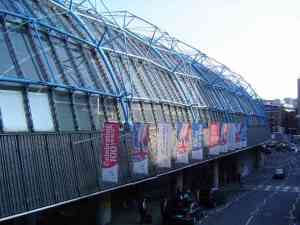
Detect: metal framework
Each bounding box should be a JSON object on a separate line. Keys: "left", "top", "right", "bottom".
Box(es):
{"left": 0, "top": 0, "right": 267, "bottom": 128}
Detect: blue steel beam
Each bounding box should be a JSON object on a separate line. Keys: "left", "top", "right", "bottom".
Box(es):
{"left": 0, "top": 2, "right": 267, "bottom": 122}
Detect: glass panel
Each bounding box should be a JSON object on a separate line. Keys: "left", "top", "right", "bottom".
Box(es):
{"left": 69, "top": 44, "right": 95, "bottom": 89}
{"left": 9, "top": 28, "right": 42, "bottom": 80}
{"left": 0, "top": 27, "right": 17, "bottom": 77}
{"left": 163, "top": 104, "right": 171, "bottom": 123}
{"left": 82, "top": 48, "right": 106, "bottom": 92}
{"left": 0, "top": 90, "right": 28, "bottom": 131}
{"left": 170, "top": 106, "right": 178, "bottom": 122}
{"left": 90, "top": 95, "right": 105, "bottom": 130}
{"left": 51, "top": 37, "right": 82, "bottom": 86}
{"left": 104, "top": 98, "right": 119, "bottom": 122}
{"left": 141, "top": 63, "right": 161, "bottom": 100}
{"left": 127, "top": 59, "right": 147, "bottom": 98}
{"left": 54, "top": 91, "right": 75, "bottom": 131}
{"left": 36, "top": 34, "right": 65, "bottom": 83}
{"left": 28, "top": 92, "right": 54, "bottom": 131}
{"left": 132, "top": 60, "right": 154, "bottom": 98}
{"left": 143, "top": 103, "right": 154, "bottom": 123}
{"left": 117, "top": 102, "right": 125, "bottom": 123}
{"left": 81, "top": 16, "right": 105, "bottom": 38}
{"left": 131, "top": 102, "right": 143, "bottom": 122}
{"left": 154, "top": 104, "right": 164, "bottom": 122}
{"left": 73, "top": 93, "right": 91, "bottom": 130}
{"left": 106, "top": 53, "right": 132, "bottom": 94}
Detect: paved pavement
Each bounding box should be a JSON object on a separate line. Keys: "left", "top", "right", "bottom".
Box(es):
{"left": 199, "top": 150, "right": 300, "bottom": 225}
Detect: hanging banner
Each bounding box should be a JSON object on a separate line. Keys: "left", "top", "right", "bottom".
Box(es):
{"left": 220, "top": 123, "right": 229, "bottom": 153}
{"left": 192, "top": 123, "right": 204, "bottom": 160}
{"left": 235, "top": 123, "right": 241, "bottom": 149}
{"left": 228, "top": 123, "right": 235, "bottom": 151}
{"left": 157, "top": 123, "right": 173, "bottom": 168}
{"left": 203, "top": 126, "right": 210, "bottom": 148}
{"left": 149, "top": 124, "right": 158, "bottom": 166}
{"left": 132, "top": 123, "right": 150, "bottom": 175}
{"left": 240, "top": 122, "right": 247, "bottom": 148}
{"left": 176, "top": 123, "right": 192, "bottom": 164}
{"left": 102, "top": 122, "right": 120, "bottom": 183}
{"left": 209, "top": 122, "right": 220, "bottom": 155}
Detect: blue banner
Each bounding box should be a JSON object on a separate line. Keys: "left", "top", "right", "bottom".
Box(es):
{"left": 192, "top": 123, "right": 203, "bottom": 160}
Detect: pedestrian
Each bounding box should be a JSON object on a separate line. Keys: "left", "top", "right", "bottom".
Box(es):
{"left": 139, "top": 198, "right": 148, "bottom": 224}
{"left": 160, "top": 196, "right": 170, "bottom": 225}
{"left": 238, "top": 172, "right": 242, "bottom": 187}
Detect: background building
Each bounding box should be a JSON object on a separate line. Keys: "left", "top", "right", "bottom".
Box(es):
{"left": 263, "top": 99, "right": 297, "bottom": 137}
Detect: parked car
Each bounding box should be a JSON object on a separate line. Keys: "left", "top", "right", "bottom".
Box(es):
{"left": 198, "top": 187, "right": 226, "bottom": 208}
{"left": 290, "top": 143, "right": 298, "bottom": 152}
{"left": 261, "top": 146, "right": 272, "bottom": 154}
{"left": 168, "top": 200, "right": 205, "bottom": 225}
{"left": 273, "top": 168, "right": 286, "bottom": 179}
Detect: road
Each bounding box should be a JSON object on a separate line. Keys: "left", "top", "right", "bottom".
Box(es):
{"left": 200, "top": 150, "right": 300, "bottom": 225}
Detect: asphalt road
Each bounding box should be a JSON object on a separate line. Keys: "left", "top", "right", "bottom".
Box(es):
{"left": 200, "top": 150, "right": 300, "bottom": 225}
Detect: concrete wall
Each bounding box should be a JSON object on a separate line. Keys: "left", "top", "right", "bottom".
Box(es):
{"left": 248, "top": 126, "right": 270, "bottom": 146}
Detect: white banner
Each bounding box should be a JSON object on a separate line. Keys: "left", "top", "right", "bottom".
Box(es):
{"left": 157, "top": 123, "right": 173, "bottom": 168}
{"left": 102, "top": 165, "right": 119, "bottom": 183}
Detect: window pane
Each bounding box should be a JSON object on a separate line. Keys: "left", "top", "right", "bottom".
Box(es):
{"left": 163, "top": 105, "right": 171, "bottom": 123}
{"left": 0, "top": 27, "right": 17, "bottom": 77}
{"left": 104, "top": 98, "right": 119, "bottom": 122}
{"left": 54, "top": 92, "right": 75, "bottom": 131}
{"left": 28, "top": 92, "right": 54, "bottom": 131}
{"left": 0, "top": 90, "right": 28, "bottom": 131}
{"left": 90, "top": 96, "right": 105, "bottom": 130}
{"left": 131, "top": 102, "right": 143, "bottom": 122}
{"left": 51, "top": 37, "right": 82, "bottom": 86}
{"left": 117, "top": 102, "right": 126, "bottom": 123}
{"left": 74, "top": 94, "right": 91, "bottom": 130}
{"left": 154, "top": 104, "right": 164, "bottom": 122}
{"left": 143, "top": 103, "right": 154, "bottom": 123}
{"left": 9, "top": 29, "right": 41, "bottom": 80}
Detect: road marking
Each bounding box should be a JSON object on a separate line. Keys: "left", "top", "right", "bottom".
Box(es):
{"left": 245, "top": 215, "right": 254, "bottom": 225}
{"left": 265, "top": 185, "right": 272, "bottom": 191}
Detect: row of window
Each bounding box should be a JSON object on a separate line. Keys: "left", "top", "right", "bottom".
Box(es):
{"left": 0, "top": 11, "right": 264, "bottom": 119}
{"left": 0, "top": 17, "right": 259, "bottom": 116}
{"left": 0, "top": 89, "right": 264, "bottom": 133}
{"left": 0, "top": 1, "right": 263, "bottom": 116}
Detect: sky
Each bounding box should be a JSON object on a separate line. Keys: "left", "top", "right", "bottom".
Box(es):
{"left": 101, "top": 0, "right": 300, "bottom": 100}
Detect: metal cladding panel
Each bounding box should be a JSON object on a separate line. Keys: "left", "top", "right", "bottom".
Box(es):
{"left": 247, "top": 127, "right": 270, "bottom": 146}
{"left": 0, "top": 135, "right": 26, "bottom": 217}
{"left": 18, "top": 135, "right": 56, "bottom": 210}
{"left": 90, "top": 132, "right": 102, "bottom": 188}
{"left": 71, "top": 133, "right": 99, "bottom": 195}
{"left": 46, "top": 134, "right": 79, "bottom": 202}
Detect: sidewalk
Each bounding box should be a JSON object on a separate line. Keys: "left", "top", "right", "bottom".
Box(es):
{"left": 110, "top": 200, "right": 162, "bottom": 225}
{"left": 110, "top": 183, "right": 246, "bottom": 225}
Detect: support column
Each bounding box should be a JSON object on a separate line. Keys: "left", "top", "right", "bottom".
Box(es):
{"left": 213, "top": 161, "right": 219, "bottom": 189}
{"left": 176, "top": 171, "right": 184, "bottom": 192}
{"left": 96, "top": 193, "right": 112, "bottom": 225}
{"left": 255, "top": 148, "right": 265, "bottom": 169}
{"left": 26, "top": 213, "right": 39, "bottom": 225}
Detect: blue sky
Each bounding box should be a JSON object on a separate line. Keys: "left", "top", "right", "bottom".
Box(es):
{"left": 102, "top": 0, "right": 300, "bottom": 99}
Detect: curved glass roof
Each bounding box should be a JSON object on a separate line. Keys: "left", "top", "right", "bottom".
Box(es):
{"left": 0, "top": 0, "right": 266, "bottom": 118}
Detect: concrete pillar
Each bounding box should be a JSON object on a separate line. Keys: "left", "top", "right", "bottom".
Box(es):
{"left": 96, "top": 193, "right": 112, "bottom": 225}
{"left": 256, "top": 149, "right": 265, "bottom": 169}
{"left": 176, "top": 171, "right": 184, "bottom": 191}
{"left": 213, "top": 161, "right": 219, "bottom": 188}
{"left": 26, "top": 213, "right": 39, "bottom": 225}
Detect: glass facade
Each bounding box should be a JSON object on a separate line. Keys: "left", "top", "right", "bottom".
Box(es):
{"left": 0, "top": 0, "right": 266, "bottom": 134}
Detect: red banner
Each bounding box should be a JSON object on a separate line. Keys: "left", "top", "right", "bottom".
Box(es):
{"left": 209, "top": 122, "right": 220, "bottom": 147}
{"left": 102, "top": 122, "right": 120, "bottom": 168}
